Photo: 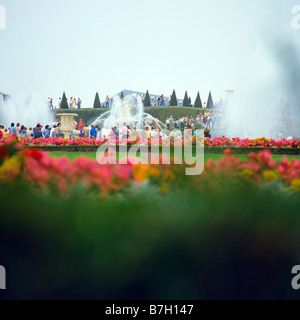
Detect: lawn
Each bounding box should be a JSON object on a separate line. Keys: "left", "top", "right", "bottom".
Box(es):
{"left": 48, "top": 151, "right": 300, "bottom": 162}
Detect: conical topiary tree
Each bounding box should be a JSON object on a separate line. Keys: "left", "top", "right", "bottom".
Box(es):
{"left": 207, "top": 91, "right": 214, "bottom": 109}
{"left": 144, "top": 90, "right": 151, "bottom": 107}
{"left": 194, "top": 91, "right": 203, "bottom": 108}
{"left": 93, "top": 92, "right": 101, "bottom": 109}
{"left": 61, "top": 92, "right": 68, "bottom": 109}
{"left": 120, "top": 91, "right": 124, "bottom": 99}
{"left": 183, "top": 91, "right": 189, "bottom": 107}
{"left": 170, "top": 90, "right": 178, "bottom": 106}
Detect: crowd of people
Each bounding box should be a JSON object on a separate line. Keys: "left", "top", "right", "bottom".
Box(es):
{"left": 48, "top": 97, "right": 82, "bottom": 109}
{"left": 0, "top": 121, "right": 65, "bottom": 139}
{"left": 47, "top": 94, "right": 224, "bottom": 109}
{"left": 165, "top": 112, "right": 222, "bottom": 131}
{"left": 0, "top": 116, "right": 212, "bottom": 141}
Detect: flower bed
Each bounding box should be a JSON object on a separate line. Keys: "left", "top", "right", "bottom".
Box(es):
{"left": 1, "top": 139, "right": 300, "bottom": 195}
{"left": 1, "top": 136, "right": 299, "bottom": 148}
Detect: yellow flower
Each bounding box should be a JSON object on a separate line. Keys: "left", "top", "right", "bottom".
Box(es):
{"left": 291, "top": 179, "right": 300, "bottom": 192}
{"left": 263, "top": 170, "right": 277, "bottom": 181}
{"left": 163, "top": 170, "right": 175, "bottom": 181}
{"left": 132, "top": 165, "right": 150, "bottom": 181}
{"left": 149, "top": 167, "right": 160, "bottom": 178}
{"left": 240, "top": 169, "right": 253, "bottom": 177}
{"left": 160, "top": 183, "right": 169, "bottom": 194}
{"left": 0, "top": 156, "right": 21, "bottom": 179}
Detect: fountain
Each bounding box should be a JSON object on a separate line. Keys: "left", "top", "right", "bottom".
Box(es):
{"left": 92, "top": 94, "right": 166, "bottom": 135}
{"left": 57, "top": 113, "right": 78, "bottom": 138}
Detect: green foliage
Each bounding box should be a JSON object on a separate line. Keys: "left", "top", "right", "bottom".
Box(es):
{"left": 145, "top": 107, "right": 204, "bottom": 123}
{"left": 144, "top": 90, "right": 151, "bottom": 107}
{"left": 183, "top": 91, "right": 189, "bottom": 107}
{"left": 51, "top": 105, "right": 212, "bottom": 127}
{"left": 61, "top": 92, "right": 69, "bottom": 109}
{"left": 207, "top": 91, "right": 214, "bottom": 109}
{"left": 170, "top": 90, "right": 178, "bottom": 106}
{"left": 1, "top": 180, "right": 300, "bottom": 299}
{"left": 194, "top": 91, "right": 203, "bottom": 108}
{"left": 93, "top": 92, "right": 101, "bottom": 109}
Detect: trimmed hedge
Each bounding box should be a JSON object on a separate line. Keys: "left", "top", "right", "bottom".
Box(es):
{"left": 145, "top": 107, "right": 215, "bottom": 123}
{"left": 53, "top": 109, "right": 108, "bottom": 125}
{"left": 25, "top": 144, "right": 300, "bottom": 155}
{"left": 52, "top": 107, "right": 216, "bottom": 126}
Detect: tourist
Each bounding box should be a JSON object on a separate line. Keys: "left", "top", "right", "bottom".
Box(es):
{"left": 166, "top": 117, "right": 170, "bottom": 130}
{"left": 189, "top": 97, "right": 192, "bottom": 106}
{"left": 15, "top": 123, "right": 21, "bottom": 138}
{"left": 9, "top": 123, "right": 16, "bottom": 137}
{"left": 50, "top": 98, "right": 53, "bottom": 109}
{"left": 33, "top": 124, "right": 41, "bottom": 139}
{"left": 97, "top": 126, "right": 102, "bottom": 139}
{"left": 19, "top": 125, "right": 27, "bottom": 139}
{"left": 50, "top": 125, "right": 56, "bottom": 138}
{"left": 58, "top": 127, "right": 64, "bottom": 138}
{"left": 161, "top": 94, "right": 165, "bottom": 106}
{"left": 72, "top": 98, "right": 77, "bottom": 109}
{"left": 169, "top": 115, "right": 174, "bottom": 129}
{"left": 77, "top": 97, "right": 82, "bottom": 109}
{"left": 90, "top": 125, "right": 97, "bottom": 139}
{"left": 121, "top": 123, "right": 128, "bottom": 139}
{"left": 3, "top": 129, "right": 9, "bottom": 139}
{"left": 69, "top": 97, "right": 73, "bottom": 109}
{"left": 218, "top": 98, "right": 223, "bottom": 108}
{"left": 43, "top": 125, "right": 50, "bottom": 138}
{"left": 79, "top": 126, "right": 85, "bottom": 138}
{"left": 109, "top": 127, "right": 115, "bottom": 138}
{"left": 106, "top": 95, "right": 109, "bottom": 109}
{"left": 206, "top": 114, "right": 211, "bottom": 128}
{"left": 78, "top": 119, "right": 84, "bottom": 130}
{"left": 141, "top": 126, "right": 147, "bottom": 139}
{"left": 203, "top": 102, "right": 207, "bottom": 109}
{"left": 127, "top": 125, "right": 132, "bottom": 138}
{"left": 58, "top": 98, "right": 62, "bottom": 109}
{"left": 204, "top": 127, "right": 211, "bottom": 138}
{"left": 83, "top": 124, "right": 89, "bottom": 138}
{"left": 54, "top": 125, "right": 60, "bottom": 138}
{"left": 27, "top": 127, "right": 33, "bottom": 138}
{"left": 37, "top": 125, "right": 44, "bottom": 138}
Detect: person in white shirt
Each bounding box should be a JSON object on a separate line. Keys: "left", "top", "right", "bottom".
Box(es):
{"left": 121, "top": 123, "right": 128, "bottom": 139}
{"left": 97, "top": 127, "right": 102, "bottom": 139}
{"left": 127, "top": 125, "right": 132, "bottom": 138}
{"left": 166, "top": 118, "right": 170, "bottom": 130}
{"left": 50, "top": 126, "right": 56, "bottom": 138}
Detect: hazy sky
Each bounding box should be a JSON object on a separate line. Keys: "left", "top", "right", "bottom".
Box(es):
{"left": 0, "top": 0, "right": 299, "bottom": 107}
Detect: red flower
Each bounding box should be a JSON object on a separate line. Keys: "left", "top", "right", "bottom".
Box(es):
{"left": 0, "top": 145, "right": 8, "bottom": 159}
{"left": 224, "top": 149, "right": 233, "bottom": 156}
{"left": 21, "top": 148, "right": 44, "bottom": 160}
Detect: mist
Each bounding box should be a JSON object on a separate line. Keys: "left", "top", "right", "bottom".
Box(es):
{"left": 0, "top": 92, "right": 54, "bottom": 128}
{"left": 223, "top": 3, "right": 300, "bottom": 139}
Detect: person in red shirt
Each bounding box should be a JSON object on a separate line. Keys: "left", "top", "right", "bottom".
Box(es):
{"left": 78, "top": 119, "right": 84, "bottom": 130}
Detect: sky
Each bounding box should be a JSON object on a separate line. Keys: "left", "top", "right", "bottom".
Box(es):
{"left": 0, "top": 0, "right": 300, "bottom": 107}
